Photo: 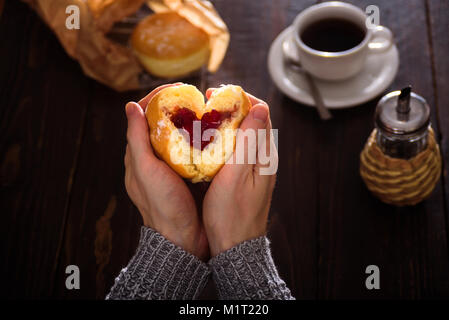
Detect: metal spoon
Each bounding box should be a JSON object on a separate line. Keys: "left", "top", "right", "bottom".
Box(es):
{"left": 282, "top": 38, "right": 332, "bottom": 120}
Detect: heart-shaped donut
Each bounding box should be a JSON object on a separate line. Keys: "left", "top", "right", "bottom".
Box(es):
{"left": 146, "top": 84, "right": 251, "bottom": 182}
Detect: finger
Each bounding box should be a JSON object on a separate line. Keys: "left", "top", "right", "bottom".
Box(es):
{"left": 242, "top": 94, "right": 276, "bottom": 180}
{"left": 126, "top": 101, "right": 155, "bottom": 164}
{"left": 254, "top": 113, "right": 278, "bottom": 181}
{"left": 245, "top": 92, "right": 268, "bottom": 108}
{"left": 138, "top": 82, "right": 183, "bottom": 111}
{"left": 227, "top": 103, "right": 269, "bottom": 176}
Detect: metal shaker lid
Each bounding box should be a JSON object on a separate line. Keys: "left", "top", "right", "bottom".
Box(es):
{"left": 375, "top": 86, "right": 430, "bottom": 135}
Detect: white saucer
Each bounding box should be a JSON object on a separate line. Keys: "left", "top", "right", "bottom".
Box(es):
{"left": 268, "top": 26, "right": 399, "bottom": 109}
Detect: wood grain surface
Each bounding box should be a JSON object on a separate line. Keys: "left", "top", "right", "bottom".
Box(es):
{"left": 0, "top": 0, "right": 448, "bottom": 299}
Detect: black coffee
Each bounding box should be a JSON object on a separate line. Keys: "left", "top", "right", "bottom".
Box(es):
{"left": 300, "top": 18, "right": 365, "bottom": 52}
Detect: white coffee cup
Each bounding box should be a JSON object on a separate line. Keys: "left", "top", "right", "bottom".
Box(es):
{"left": 287, "top": 1, "right": 393, "bottom": 81}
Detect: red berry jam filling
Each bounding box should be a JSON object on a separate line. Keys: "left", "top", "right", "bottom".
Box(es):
{"left": 170, "top": 107, "right": 231, "bottom": 150}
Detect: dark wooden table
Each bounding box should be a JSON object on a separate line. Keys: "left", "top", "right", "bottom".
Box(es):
{"left": 1, "top": 0, "right": 448, "bottom": 299}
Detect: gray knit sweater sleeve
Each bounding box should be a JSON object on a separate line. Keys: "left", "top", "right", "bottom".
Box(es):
{"left": 209, "top": 236, "right": 295, "bottom": 300}
{"left": 106, "top": 226, "right": 210, "bottom": 300}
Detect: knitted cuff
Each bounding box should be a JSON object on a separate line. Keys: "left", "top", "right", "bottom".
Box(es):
{"left": 209, "top": 236, "right": 294, "bottom": 300}
{"left": 106, "top": 226, "right": 210, "bottom": 300}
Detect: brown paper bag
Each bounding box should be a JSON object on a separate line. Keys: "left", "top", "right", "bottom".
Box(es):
{"left": 23, "top": 0, "right": 229, "bottom": 91}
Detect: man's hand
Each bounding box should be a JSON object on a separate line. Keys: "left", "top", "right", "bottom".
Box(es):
{"left": 124, "top": 83, "right": 209, "bottom": 261}
{"left": 202, "top": 90, "right": 278, "bottom": 257}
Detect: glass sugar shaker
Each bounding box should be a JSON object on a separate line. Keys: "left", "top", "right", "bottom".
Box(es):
{"left": 375, "top": 86, "right": 430, "bottom": 159}
{"left": 360, "top": 86, "right": 442, "bottom": 206}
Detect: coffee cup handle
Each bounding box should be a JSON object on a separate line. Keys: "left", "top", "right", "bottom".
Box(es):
{"left": 368, "top": 25, "right": 393, "bottom": 53}
{"left": 283, "top": 34, "right": 301, "bottom": 65}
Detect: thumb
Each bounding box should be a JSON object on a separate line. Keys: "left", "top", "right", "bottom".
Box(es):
{"left": 228, "top": 103, "right": 269, "bottom": 174}
{"left": 125, "top": 102, "right": 153, "bottom": 163}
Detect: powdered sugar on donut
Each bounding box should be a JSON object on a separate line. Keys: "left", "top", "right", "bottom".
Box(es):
{"left": 155, "top": 119, "right": 167, "bottom": 140}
